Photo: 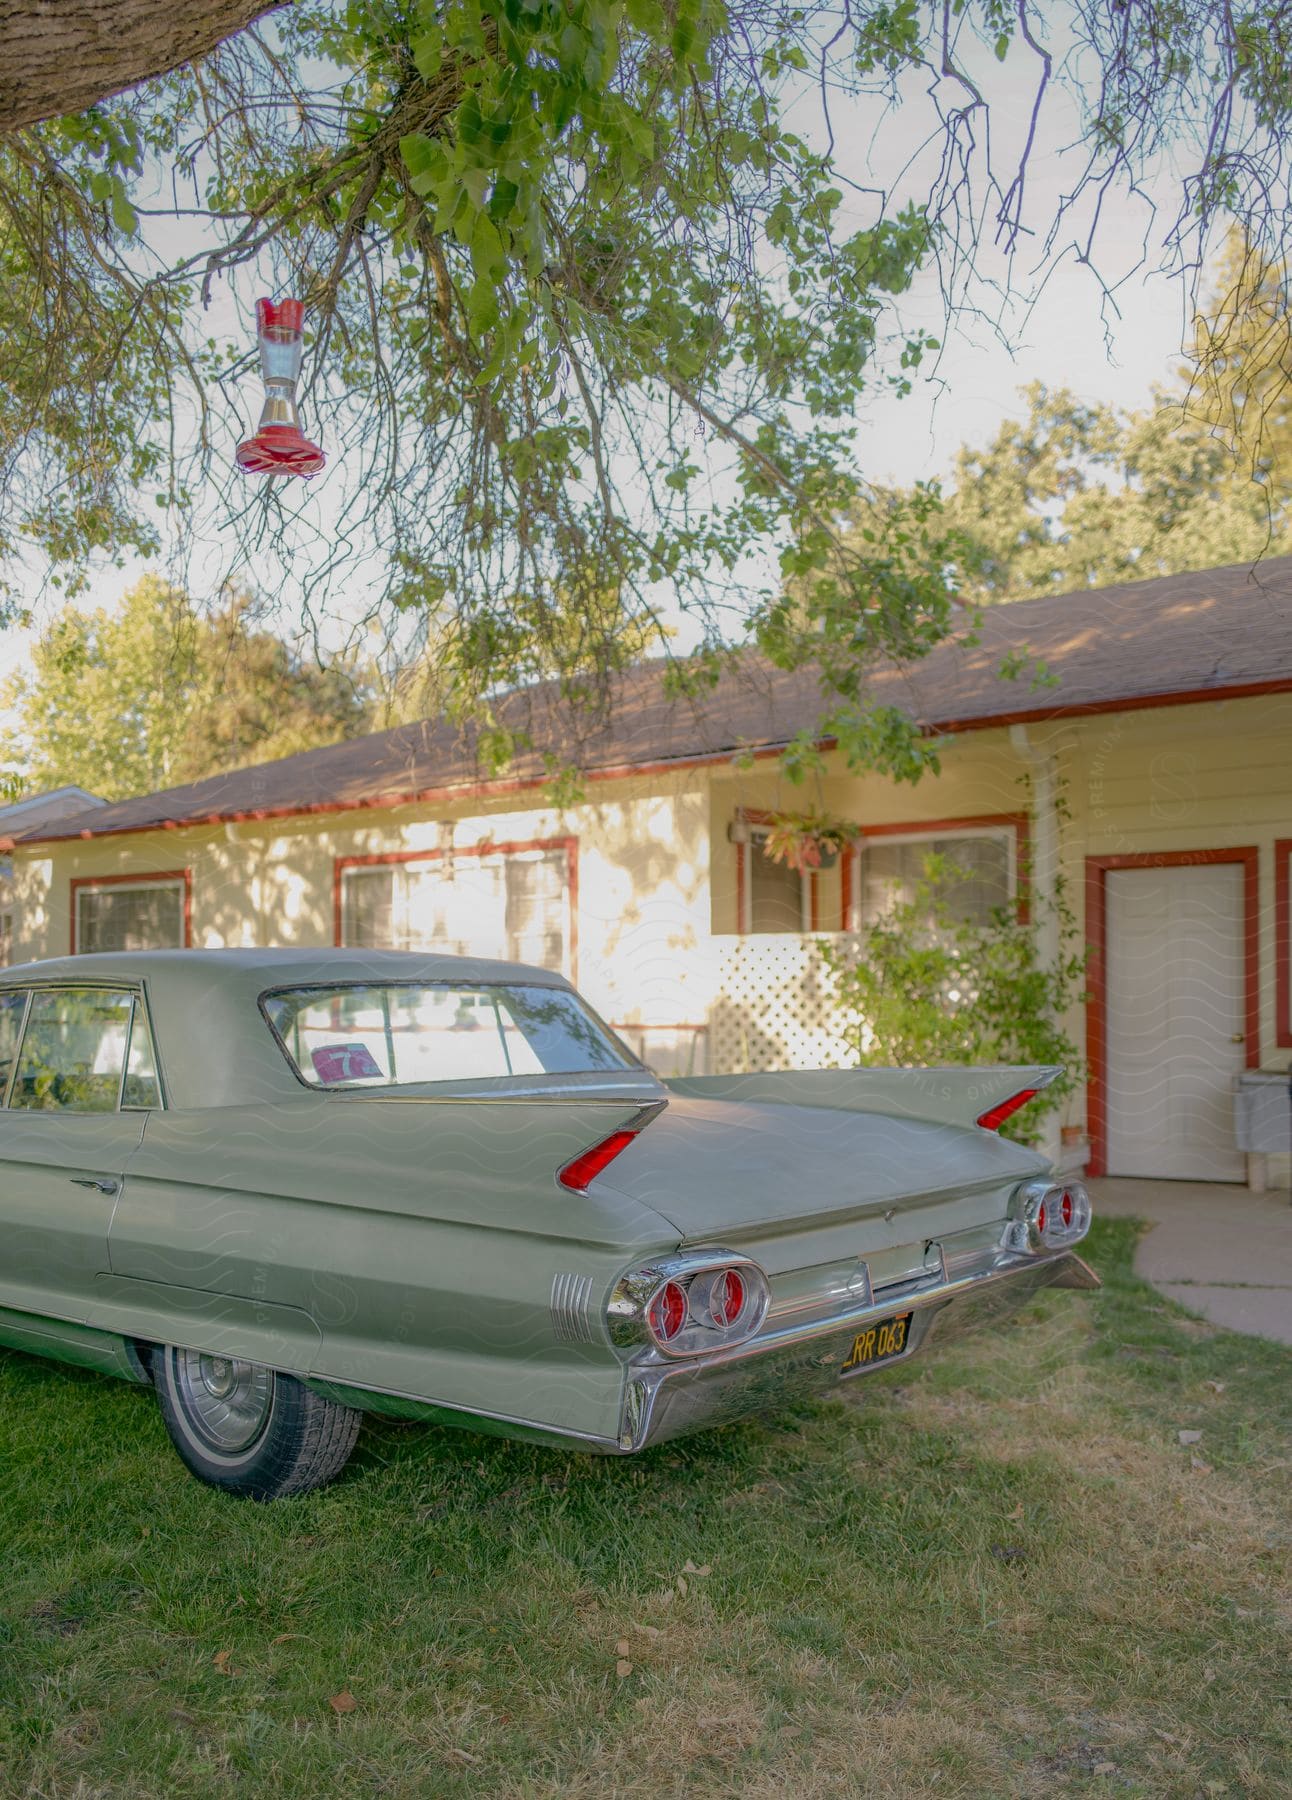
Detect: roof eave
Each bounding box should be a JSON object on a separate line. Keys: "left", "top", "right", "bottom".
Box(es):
{"left": 11, "top": 673, "right": 1292, "bottom": 853}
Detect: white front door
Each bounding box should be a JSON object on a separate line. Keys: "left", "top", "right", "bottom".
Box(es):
{"left": 1104, "top": 862, "right": 1248, "bottom": 1181}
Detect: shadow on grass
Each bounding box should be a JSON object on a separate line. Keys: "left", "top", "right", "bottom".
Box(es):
{"left": 1, "top": 1215, "right": 1288, "bottom": 1798}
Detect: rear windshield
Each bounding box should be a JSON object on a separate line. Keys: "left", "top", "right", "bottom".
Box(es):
{"left": 261, "top": 982, "right": 634, "bottom": 1089}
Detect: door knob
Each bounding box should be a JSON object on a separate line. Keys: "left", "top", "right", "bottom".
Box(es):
{"left": 1230, "top": 1034, "right": 1245, "bottom": 1044}
{"left": 71, "top": 1176, "right": 119, "bottom": 1196}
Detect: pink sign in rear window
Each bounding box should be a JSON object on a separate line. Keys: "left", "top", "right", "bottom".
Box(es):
{"left": 310, "top": 1042, "right": 384, "bottom": 1085}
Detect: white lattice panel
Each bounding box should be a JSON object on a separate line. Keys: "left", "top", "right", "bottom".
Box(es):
{"left": 614, "top": 934, "right": 864, "bottom": 1077}
{"left": 706, "top": 935, "right": 858, "bottom": 1073}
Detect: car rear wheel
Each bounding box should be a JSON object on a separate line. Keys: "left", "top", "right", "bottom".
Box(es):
{"left": 152, "top": 1345, "right": 362, "bottom": 1499}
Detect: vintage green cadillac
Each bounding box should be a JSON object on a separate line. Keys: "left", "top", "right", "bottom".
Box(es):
{"left": 0, "top": 949, "right": 1098, "bottom": 1498}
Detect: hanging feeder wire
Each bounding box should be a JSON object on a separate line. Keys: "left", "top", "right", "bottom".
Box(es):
{"left": 235, "top": 297, "right": 326, "bottom": 478}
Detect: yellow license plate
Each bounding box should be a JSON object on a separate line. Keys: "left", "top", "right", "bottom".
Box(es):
{"left": 840, "top": 1312, "right": 913, "bottom": 1377}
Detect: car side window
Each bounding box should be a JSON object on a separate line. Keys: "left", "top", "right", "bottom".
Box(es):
{"left": 122, "top": 1004, "right": 161, "bottom": 1109}
{"left": 10, "top": 989, "right": 134, "bottom": 1113}
{"left": 0, "top": 990, "right": 28, "bottom": 1105}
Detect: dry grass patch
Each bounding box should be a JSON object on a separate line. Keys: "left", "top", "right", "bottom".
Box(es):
{"left": 1, "top": 1217, "right": 1289, "bottom": 1798}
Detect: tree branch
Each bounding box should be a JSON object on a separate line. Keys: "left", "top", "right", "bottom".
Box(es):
{"left": 0, "top": 0, "right": 288, "bottom": 134}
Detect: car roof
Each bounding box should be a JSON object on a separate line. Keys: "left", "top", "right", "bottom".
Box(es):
{"left": 0, "top": 946, "right": 572, "bottom": 988}
{"left": 0, "top": 948, "right": 579, "bottom": 1109}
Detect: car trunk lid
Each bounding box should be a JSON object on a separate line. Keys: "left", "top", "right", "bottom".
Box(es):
{"left": 598, "top": 1091, "right": 1048, "bottom": 1275}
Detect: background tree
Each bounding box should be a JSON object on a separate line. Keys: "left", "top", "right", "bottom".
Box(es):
{"left": 882, "top": 237, "right": 1292, "bottom": 605}
{"left": 379, "top": 572, "right": 670, "bottom": 748}
{"left": 2, "top": 575, "right": 372, "bottom": 798}
{"left": 4, "top": 5, "right": 1292, "bottom": 780}
{"left": 1181, "top": 230, "right": 1292, "bottom": 493}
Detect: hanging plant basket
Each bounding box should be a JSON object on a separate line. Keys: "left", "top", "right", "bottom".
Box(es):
{"left": 762, "top": 809, "right": 859, "bottom": 873}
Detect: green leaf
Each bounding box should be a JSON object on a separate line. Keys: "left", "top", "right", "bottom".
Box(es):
{"left": 466, "top": 275, "right": 500, "bottom": 338}
{"left": 471, "top": 210, "right": 506, "bottom": 280}
{"left": 400, "top": 134, "right": 446, "bottom": 198}
{"left": 488, "top": 176, "right": 521, "bottom": 222}
{"left": 625, "top": 0, "right": 663, "bottom": 29}
{"left": 411, "top": 31, "right": 443, "bottom": 81}
{"left": 110, "top": 181, "right": 137, "bottom": 236}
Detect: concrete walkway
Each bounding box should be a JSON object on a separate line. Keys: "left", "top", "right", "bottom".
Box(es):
{"left": 1091, "top": 1177, "right": 1292, "bottom": 1345}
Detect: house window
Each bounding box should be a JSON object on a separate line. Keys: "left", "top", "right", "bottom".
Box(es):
{"left": 0, "top": 910, "right": 12, "bottom": 966}
{"left": 853, "top": 828, "right": 1015, "bottom": 929}
{"left": 734, "top": 815, "right": 812, "bottom": 934}
{"left": 746, "top": 829, "right": 809, "bottom": 933}
{"left": 338, "top": 844, "right": 572, "bottom": 974}
{"left": 73, "top": 876, "right": 188, "bottom": 954}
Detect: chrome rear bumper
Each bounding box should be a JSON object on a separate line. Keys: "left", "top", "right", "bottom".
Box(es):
{"left": 620, "top": 1247, "right": 1099, "bottom": 1452}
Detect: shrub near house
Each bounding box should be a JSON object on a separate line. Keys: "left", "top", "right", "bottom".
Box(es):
{"left": 828, "top": 854, "right": 1086, "bottom": 1145}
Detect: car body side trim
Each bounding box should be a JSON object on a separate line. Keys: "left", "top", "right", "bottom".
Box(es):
{"left": 301, "top": 1376, "right": 624, "bottom": 1452}
{"left": 0, "top": 1302, "right": 151, "bottom": 1384}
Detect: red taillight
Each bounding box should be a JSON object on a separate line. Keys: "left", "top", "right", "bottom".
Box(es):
{"left": 976, "top": 1088, "right": 1039, "bottom": 1132}
{"left": 1011, "top": 1178, "right": 1091, "bottom": 1254}
{"left": 610, "top": 1255, "right": 770, "bottom": 1357}
{"left": 648, "top": 1281, "right": 687, "bottom": 1343}
{"left": 710, "top": 1268, "right": 745, "bottom": 1327}
{"left": 558, "top": 1129, "right": 639, "bottom": 1193}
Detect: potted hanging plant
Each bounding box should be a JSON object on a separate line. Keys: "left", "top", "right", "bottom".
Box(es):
{"left": 762, "top": 808, "right": 859, "bottom": 872}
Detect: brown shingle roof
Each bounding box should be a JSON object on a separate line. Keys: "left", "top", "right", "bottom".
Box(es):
{"left": 14, "top": 557, "right": 1292, "bottom": 846}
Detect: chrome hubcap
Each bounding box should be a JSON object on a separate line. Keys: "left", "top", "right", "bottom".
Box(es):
{"left": 173, "top": 1350, "right": 274, "bottom": 1454}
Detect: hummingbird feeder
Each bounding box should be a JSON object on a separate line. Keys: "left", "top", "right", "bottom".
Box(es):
{"left": 235, "top": 297, "right": 326, "bottom": 478}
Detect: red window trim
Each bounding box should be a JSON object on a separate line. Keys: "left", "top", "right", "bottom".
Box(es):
{"left": 69, "top": 869, "right": 193, "bottom": 955}
{"left": 1276, "top": 838, "right": 1291, "bottom": 1049}
{"left": 332, "top": 836, "right": 579, "bottom": 981}
{"left": 842, "top": 812, "right": 1031, "bottom": 930}
{"left": 1084, "top": 848, "right": 1260, "bottom": 1178}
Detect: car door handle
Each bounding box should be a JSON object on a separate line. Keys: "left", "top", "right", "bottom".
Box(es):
{"left": 71, "top": 1176, "right": 119, "bottom": 1197}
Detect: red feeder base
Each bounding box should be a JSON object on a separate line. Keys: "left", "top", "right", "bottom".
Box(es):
{"left": 235, "top": 425, "right": 326, "bottom": 478}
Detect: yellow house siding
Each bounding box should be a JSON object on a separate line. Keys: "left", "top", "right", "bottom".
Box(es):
{"left": 707, "top": 730, "right": 1029, "bottom": 935}
{"left": 10, "top": 772, "right": 715, "bottom": 1032}
{"left": 10, "top": 690, "right": 1290, "bottom": 1104}
{"left": 1054, "top": 692, "right": 1292, "bottom": 1079}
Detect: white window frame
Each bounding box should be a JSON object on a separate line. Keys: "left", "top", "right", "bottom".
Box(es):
{"left": 73, "top": 877, "right": 188, "bottom": 955}
{"left": 337, "top": 844, "right": 574, "bottom": 976}
{"left": 738, "top": 824, "right": 813, "bottom": 936}
{"left": 846, "top": 825, "right": 1018, "bottom": 931}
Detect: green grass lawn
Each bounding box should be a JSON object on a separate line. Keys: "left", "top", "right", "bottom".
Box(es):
{"left": 1, "top": 1218, "right": 1289, "bottom": 1799}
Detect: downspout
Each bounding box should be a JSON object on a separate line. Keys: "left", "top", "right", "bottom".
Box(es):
{"left": 1009, "top": 724, "right": 1062, "bottom": 1168}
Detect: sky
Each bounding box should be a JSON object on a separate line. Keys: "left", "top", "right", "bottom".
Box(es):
{"left": 827, "top": 15, "right": 1202, "bottom": 488}
{"left": 0, "top": 9, "right": 1219, "bottom": 702}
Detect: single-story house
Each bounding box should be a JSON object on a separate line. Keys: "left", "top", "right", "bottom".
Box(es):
{"left": 0, "top": 785, "right": 104, "bottom": 966}
{"left": 5, "top": 560, "right": 1291, "bottom": 1188}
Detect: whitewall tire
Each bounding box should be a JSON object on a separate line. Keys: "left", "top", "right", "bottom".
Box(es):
{"left": 152, "top": 1345, "right": 362, "bottom": 1499}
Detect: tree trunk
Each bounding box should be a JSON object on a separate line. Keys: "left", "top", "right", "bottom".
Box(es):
{"left": 0, "top": 0, "right": 287, "bottom": 133}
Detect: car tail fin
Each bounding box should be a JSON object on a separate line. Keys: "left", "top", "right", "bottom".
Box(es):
{"left": 975, "top": 1087, "right": 1040, "bottom": 1132}
{"left": 664, "top": 1067, "right": 1063, "bottom": 1132}
{"left": 558, "top": 1100, "right": 667, "bottom": 1193}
